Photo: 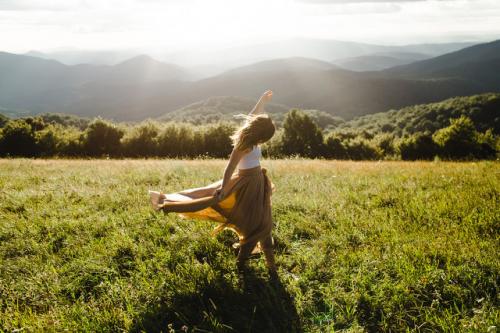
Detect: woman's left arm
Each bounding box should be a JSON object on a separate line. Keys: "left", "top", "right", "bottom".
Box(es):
{"left": 218, "top": 148, "right": 247, "bottom": 199}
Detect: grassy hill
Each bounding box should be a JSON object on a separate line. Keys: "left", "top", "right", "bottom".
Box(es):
{"left": 0, "top": 159, "right": 498, "bottom": 331}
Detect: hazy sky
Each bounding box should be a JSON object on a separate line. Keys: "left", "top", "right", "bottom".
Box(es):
{"left": 1, "top": 0, "right": 499, "bottom": 53}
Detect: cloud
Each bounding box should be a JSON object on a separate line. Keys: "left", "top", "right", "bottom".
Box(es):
{"left": 297, "top": 0, "right": 431, "bottom": 3}
{"left": 0, "top": 0, "right": 82, "bottom": 11}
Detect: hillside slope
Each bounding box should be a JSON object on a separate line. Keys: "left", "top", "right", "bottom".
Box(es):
{"left": 339, "top": 93, "right": 500, "bottom": 136}
{"left": 385, "top": 40, "right": 500, "bottom": 88}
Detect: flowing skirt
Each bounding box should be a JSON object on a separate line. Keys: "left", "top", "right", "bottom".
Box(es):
{"left": 158, "top": 166, "right": 274, "bottom": 247}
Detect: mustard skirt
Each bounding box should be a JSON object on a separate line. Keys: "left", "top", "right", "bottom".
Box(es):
{"left": 159, "top": 166, "right": 274, "bottom": 246}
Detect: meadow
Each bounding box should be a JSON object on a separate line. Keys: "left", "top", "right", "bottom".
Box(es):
{"left": 0, "top": 159, "right": 498, "bottom": 332}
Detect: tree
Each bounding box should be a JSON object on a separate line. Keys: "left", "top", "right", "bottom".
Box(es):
{"left": 36, "top": 125, "right": 59, "bottom": 157}
{"left": 0, "top": 119, "right": 39, "bottom": 157}
{"left": 345, "top": 138, "right": 379, "bottom": 160}
{"left": 202, "top": 123, "right": 234, "bottom": 158}
{"left": 157, "top": 123, "right": 198, "bottom": 158}
{"left": 122, "top": 122, "right": 159, "bottom": 157}
{"left": 83, "top": 118, "right": 124, "bottom": 157}
{"left": 373, "top": 133, "right": 396, "bottom": 157}
{"left": 281, "top": 109, "right": 324, "bottom": 158}
{"left": 324, "top": 135, "right": 347, "bottom": 159}
{"left": 432, "top": 116, "right": 482, "bottom": 159}
{"left": 0, "top": 114, "right": 8, "bottom": 128}
{"left": 398, "top": 133, "right": 439, "bottom": 160}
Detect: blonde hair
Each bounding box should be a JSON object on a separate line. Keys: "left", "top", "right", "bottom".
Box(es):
{"left": 231, "top": 114, "right": 275, "bottom": 151}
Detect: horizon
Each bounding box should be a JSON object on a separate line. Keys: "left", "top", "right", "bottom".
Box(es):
{"left": 1, "top": 0, "right": 500, "bottom": 55}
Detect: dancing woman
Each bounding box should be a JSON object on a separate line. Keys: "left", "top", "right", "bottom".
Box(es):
{"left": 149, "top": 90, "right": 277, "bottom": 276}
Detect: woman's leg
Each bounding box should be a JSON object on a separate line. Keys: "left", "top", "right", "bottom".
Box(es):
{"left": 177, "top": 180, "right": 222, "bottom": 199}
{"left": 260, "top": 234, "right": 278, "bottom": 278}
{"left": 236, "top": 240, "right": 258, "bottom": 272}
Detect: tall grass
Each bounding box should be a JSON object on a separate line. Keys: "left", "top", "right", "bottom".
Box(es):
{"left": 0, "top": 159, "right": 498, "bottom": 332}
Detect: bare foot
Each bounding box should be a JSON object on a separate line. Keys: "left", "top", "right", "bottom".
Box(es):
{"left": 148, "top": 190, "right": 164, "bottom": 211}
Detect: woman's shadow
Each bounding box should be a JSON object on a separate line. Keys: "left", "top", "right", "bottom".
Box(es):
{"left": 131, "top": 266, "right": 302, "bottom": 333}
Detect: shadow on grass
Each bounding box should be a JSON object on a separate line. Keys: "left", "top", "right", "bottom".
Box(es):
{"left": 131, "top": 269, "right": 302, "bottom": 333}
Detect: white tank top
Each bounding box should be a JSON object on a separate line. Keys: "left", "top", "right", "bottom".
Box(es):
{"left": 237, "top": 145, "right": 261, "bottom": 170}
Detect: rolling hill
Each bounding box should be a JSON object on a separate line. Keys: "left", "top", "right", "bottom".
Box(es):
{"left": 339, "top": 93, "right": 500, "bottom": 136}
{"left": 157, "top": 96, "right": 344, "bottom": 128}
{"left": 159, "top": 37, "right": 475, "bottom": 70}
{"left": 385, "top": 39, "right": 500, "bottom": 88}
{"left": 1, "top": 40, "right": 498, "bottom": 121}
{"left": 333, "top": 52, "right": 429, "bottom": 71}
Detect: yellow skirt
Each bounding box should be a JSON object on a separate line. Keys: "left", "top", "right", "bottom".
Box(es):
{"left": 159, "top": 166, "right": 274, "bottom": 246}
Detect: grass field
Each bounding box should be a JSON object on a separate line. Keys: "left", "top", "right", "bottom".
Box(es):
{"left": 0, "top": 159, "right": 498, "bottom": 332}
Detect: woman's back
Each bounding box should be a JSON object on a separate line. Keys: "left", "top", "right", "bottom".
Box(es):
{"left": 237, "top": 145, "right": 261, "bottom": 170}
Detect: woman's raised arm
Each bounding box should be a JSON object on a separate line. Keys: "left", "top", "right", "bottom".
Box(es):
{"left": 248, "top": 90, "right": 273, "bottom": 116}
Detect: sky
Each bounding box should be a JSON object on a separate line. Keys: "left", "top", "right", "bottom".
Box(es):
{"left": 1, "top": 0, "right": 500, "bottom": 53}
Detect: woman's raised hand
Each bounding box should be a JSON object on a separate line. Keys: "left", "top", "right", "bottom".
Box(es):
{"left": 260, "top": 90, "right": 273, "bottom": 103}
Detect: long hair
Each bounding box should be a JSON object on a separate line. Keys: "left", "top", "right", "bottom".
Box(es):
{"left": 231, "top": 114, "right": 275, "bottom": 151}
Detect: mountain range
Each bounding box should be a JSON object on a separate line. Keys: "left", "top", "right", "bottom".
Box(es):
{"left": 1, "top": 38, "right": 499, "bottom": 121}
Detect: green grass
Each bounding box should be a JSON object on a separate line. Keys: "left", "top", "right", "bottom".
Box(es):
{"left": 0, "top": 159, "right": 498, "bottom": 332}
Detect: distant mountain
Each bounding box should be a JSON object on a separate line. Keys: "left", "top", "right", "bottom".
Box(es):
{"left": 178, "top": 63, "right": 481, "bottom": 120}
{"left": 221, "top": 57, "right": 337, "bottom": 75}
{"left": 0, "top": 52, "right": 101, "bottom": 112}
{"left": 0, "top": 52, "right": 190, "bottom": 117}
{"left": 97, "top": 55, "right": 191, "bottom": 83}
{"left": 385, "top": 40, "right": 500, "bottom": 89}
{"left": 26, "top": 39, "right": 475, "bottom": 79}
{"left": 160, "top": 38, "right": 475, "bottom": 70}
{"left": 1, "top": 40, "right": 498, "bottom": 121}
{"left": 25, "top": 49, "right": 138, "bottom": 65}
{"left": 333, "top": 52, "right": 430, "bottom": 71}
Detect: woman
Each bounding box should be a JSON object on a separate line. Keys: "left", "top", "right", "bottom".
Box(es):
{"left": 149, "top": 90, "right": 277, "bottom": 277}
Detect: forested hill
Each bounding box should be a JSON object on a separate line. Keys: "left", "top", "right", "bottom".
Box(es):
{"left": 157, "top": 96, "right": 343, "bottom": 128}
{"left": 338, "top": 93, "right": 500, "bottom": 136}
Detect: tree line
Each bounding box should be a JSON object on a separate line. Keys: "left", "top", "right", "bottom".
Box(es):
{"left": 0, "top": 109, "right": 497, "bottom": 160}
